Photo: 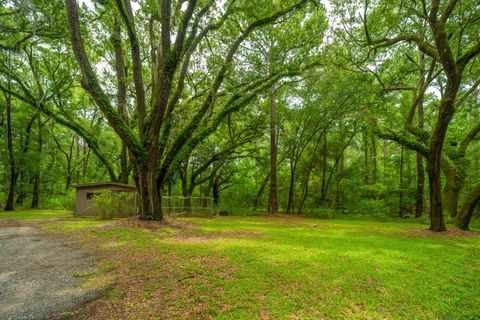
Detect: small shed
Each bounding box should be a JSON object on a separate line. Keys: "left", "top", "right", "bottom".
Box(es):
{"left": 73, "top": 182, "right": 138, "bottom": 217}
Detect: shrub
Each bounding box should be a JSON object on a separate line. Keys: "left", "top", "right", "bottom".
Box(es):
{"left": 42, "top": 190, "right": 76, "bottom": 210}
{"left": 88, "top": 191, "right": 136, "bottom": 219}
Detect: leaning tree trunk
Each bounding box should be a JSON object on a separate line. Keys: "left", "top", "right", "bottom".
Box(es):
{"left": 455, "top": 182, "right": 480, "bottom": 230}
{"left": 254, "top": 171, "right": 269, "bottom": 209}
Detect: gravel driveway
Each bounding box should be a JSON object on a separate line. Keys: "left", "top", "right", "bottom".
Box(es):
{"left": 0, "top": 220, "right": 96, "bottom": 320}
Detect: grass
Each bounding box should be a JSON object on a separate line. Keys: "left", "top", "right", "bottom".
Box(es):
{"left": 0, "top": 209, "right": 73, "bottom": 219}
{"left": 4, "top": 210, "right": 480, "bottom": 319}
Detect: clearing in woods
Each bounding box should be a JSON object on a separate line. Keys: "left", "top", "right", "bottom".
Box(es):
{"left": 1, "top": 211, "right": 480, "bottom": 319}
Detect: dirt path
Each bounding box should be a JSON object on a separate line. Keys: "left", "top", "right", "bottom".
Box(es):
{"left": 0, "top": 220, "right": 96, "bottom": 320}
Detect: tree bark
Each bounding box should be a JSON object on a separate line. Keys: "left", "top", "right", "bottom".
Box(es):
{"left": 363, "top": 130, "right": 369, "bottom": 184}
{"left": 5, "top": 89, "right": 17, "bottom": 211}
{"left": 383, "top": 141, "right": 388, "bottom": 181}
{"left": 137, "top": 162, "right": 163, "bottom": 221}
{"left": 334, "top": 153, "right": 344, "bottom": 210}
{"left": 286, "top": 160, "right": 296, "bottom": 214}
{"left": 443, "top": 166, "right": 461, "bottom": 217}
{"left": 415, "top": 52, "right": 426, "bottom": 218}
{"left": 455, "top": 182, "right": 480, "bottom": 230}
{"left": 399, "top": 146, "right": 405, "bottom": 217}
{"left": 319, "top": 132, "right": 328, "bottom": 205}
{"left": 269, "top": 85, "right": 278, "bottom": 213}
{"left": 370, "top": 132, "right": 377, "bottom": 184}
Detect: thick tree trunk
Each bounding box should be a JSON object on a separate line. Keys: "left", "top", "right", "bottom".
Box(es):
{"left": 269, "top": 85, "right": 278, "bottom": 214}
{"left": 137, "top": 164, "right": 163, "bottom": 221}
{"left": 426, "top": 159, "right": 446, "bottom": 231}
{"left": 443, "top": 167, "right": 461, "bottom": 217}
{"left": 455, "top": 183, "right": 480, "bottom": 230}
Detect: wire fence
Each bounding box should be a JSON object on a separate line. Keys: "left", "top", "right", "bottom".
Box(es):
{"left": 162, "top": 196, "right": 214, "bottom": 217}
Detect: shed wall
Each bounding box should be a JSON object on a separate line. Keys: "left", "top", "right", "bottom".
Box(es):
{"left": 75, "top": 185, "right": 137, "bottom": 217}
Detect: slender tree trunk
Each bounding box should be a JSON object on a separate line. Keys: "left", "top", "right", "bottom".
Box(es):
{"left": 254, "top": 171, "right": 269, "bottom": 209}
{"left": 31, "top": 174, "right": 40, "bottom": 209}
{"left": 405, "top": 149, "right": 412, "bottom": 214}
{"left": 363, "top": 130, "right": 369, "bottom": 184}
{"left": 180, "top": 162, "right": 192, "bottom": 212}
{"left": 334, "top": 153, "right": 344, "bottom": 209}
{"left": 399, "top": 146, "right": 405, "bottom": 217}
{"left": 269, "top": 85, "right": 278, "bottom": 214}
{"left": 298, "top": 133, "right": 323, "bottom": 214}
{"left": 5, "top": 90, "right": 17, "bottom": 211}
{"left": 370, "top": 132, "right": 377, "bottom": 184}
{"left": 119, "top": 145, "right": 129, "bottom": 184}
{"left": 212, "top": 175, "right": 221, "bottom": 206}
{"left": 415, "top": 153, "right": 424, "bottom": 217}
{"left": 16, "top": 173, "right": 25, "bottom": 206}
{"left": 286, "top": 160, "right": 296, "bottom": 214}
{"left": 383, "top": 140, "right": 388, "bottom": 181}
{"left": 75, "top": 135, "right": 81, "bottom": 184}
{"left": 319, "top": 132, "right": 327, "bottom": 205}
{"left": 83, "top": 144, "right": 89, "bottom": 179}
{"left": 415, "top": 52, "right": 425, "bottom": 218}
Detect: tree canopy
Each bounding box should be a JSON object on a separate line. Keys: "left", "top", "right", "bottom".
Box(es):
{"left": 1, "top": 0, "right": 479, "bottom": 231}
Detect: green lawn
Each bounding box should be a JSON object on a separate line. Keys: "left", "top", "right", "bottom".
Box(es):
{"left": 0, "top": 209, "right": 73, "bottom": 219}
{"left": 35, "top": 214, "right": 480, "bottom": 320}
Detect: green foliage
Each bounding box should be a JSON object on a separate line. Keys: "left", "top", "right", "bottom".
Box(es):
{"left": 41, "top": 190, "right": 76, "bottom": 210}
{"left": 88, "top": 191, "right": 136, "bottom": 220}
{"left": 89, "top": 192, "right": 114, "bottom": 220}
